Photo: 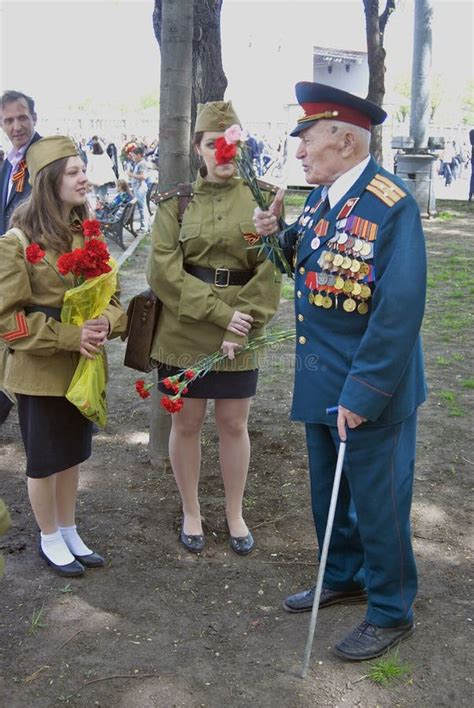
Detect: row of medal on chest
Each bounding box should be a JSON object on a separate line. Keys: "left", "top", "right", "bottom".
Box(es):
{"left": 303, "top": 231, "right": 374, "bottom": 315}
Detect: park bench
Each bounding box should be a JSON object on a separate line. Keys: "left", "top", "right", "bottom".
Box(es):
{"left": 98, "top": 198, "right": 137, "bottom": 251}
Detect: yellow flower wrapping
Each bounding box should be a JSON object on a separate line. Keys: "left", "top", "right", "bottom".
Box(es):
{"left": 61, "top": 260, "right": 118, "bottom": 427}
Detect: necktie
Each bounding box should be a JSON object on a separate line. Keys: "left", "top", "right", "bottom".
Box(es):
{"left": 12, "top": 160, "right": 27, "bottom": 193}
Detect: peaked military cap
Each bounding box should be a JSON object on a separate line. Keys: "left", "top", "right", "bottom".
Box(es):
{"left": 27, "top": 135, "right": 79, "bottom": 184}
{"left": 290, "top": 82, "right": 387, "bottom": 136}
{"left": 194, "top": 101, "right": 241, "bottom": 133}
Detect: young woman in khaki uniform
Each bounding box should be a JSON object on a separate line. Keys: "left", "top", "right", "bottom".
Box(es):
{"left": 0, "top": 136, "right": 126, "bottom": 577}
{"left": 146, "top": 102, "right": 281, "bottom": 555}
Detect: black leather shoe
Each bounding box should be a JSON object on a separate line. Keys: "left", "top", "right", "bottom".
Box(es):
{"left": 283, "top": 585, "right": 368, "bottom": 613}
{"left": 334, "top": 620, "right": 415, "bottom": 661}
{"left": 39, "top": 547, "right": 85, "bottom": 577}
{"left": 180, "top": 529, "right": 205, "bottom": 553}
{"left": 74, "top": 551, "right": 105, "bottom": 568}
{"left": 229, "top": 530, "right": 254, "bottom": 556}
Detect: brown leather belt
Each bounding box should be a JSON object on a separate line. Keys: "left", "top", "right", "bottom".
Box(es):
{"left": 185, "top": 264, "right": 254, "bottom": 288}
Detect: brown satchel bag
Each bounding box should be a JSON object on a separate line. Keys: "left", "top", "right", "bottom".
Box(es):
{"left": 122, "top": 183, "right": 193, "bottom": 372}
{"left": 122, "top": 289, "right": 161, "bottom": 372}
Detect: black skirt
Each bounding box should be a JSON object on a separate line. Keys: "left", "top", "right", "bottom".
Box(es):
{"left": 157, "top": 363, "right": 258, "bottom": 399}
{"left": 16, "top": 394, "right": 93, "bottom": 478}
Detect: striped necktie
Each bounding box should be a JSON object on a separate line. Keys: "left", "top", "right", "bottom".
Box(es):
{"left": 12, "top": 160, "right": 27, "bottom": 193}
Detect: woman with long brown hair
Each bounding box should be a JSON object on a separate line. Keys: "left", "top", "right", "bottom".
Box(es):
{"left": 0, "top": 136, "right": 126, "bottom": 577}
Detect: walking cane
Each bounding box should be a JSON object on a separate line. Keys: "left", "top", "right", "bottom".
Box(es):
{"left": 301, "top": 406, "right": 346, "bottom": 679}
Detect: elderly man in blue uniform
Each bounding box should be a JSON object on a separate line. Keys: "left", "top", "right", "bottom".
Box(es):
{"left": 254, "top": 82, "right": 427, "bottom": 661}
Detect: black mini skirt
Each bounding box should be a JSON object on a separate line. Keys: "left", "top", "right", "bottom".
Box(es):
{"left": 16, "top": 394, "right": 93, "bottom": 478}
{"left": 157, "top": 363, "right": 258, "bottom": 399}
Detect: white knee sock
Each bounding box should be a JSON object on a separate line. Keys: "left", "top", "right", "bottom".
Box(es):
{"left": 41, "top": 530, "right": 75, "bottom": 566}
{"left": 59, "top": 525, "right": 92, "bottom": 556}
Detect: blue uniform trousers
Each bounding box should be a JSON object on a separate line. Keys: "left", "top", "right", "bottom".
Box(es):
{"left": 305, "top": 412, "right": 418, "bottom": 628}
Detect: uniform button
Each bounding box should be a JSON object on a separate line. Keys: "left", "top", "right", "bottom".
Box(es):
{"left": 299, "top": 266, "right": 305, "bottom": 275}
{"left": 217, "top": 215, "right": 223, "bottom": 220}
{"left": 298, "top": 314, "right": 304, "bottom": 322}
{"left": 216, "top": 197, "right": 222, "bottom": 202}
{"left": 298, "top": 336, "right": 306, "bottom": 344}
{"left": 297, "top": 290, "right": 302, "bottom": 298}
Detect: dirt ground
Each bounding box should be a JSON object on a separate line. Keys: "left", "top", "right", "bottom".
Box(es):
{"left": 0, "top": 199, "right": 473, "bottom": 707}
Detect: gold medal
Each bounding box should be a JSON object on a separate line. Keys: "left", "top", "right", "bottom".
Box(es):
{"left": 343, "top": 280, "right": 354, "bottom": 294}
{"left": 352, "top": 239, "right": 363, "bottom": 253}
{"left": 308, "top": 292, "right": 314, "bottom": 304}
{"left": 341, "top": 257, "right": 352, "bottom": 270}
{"left": 314, "top": 293, "right": 324, "bottom": 306}
{"left": 360, "top": 284, "right": 371, "bottom": 299}
{"left": 324, "top": 251, "right": 335, "bottom": 263}
{"left": 322, "top": 295, "right": 332, "bottom": 309}
{"left": 352, "top": 282, "right": 362, "bottom": 296}
{"left": 335, "top": 276, "right": 345, "bottom": 290}
{"left": 350, "top": 259, "right": 361, "bottom": 273}
{"left": 357, "top": 301, "right": 369, "bottom": 315}
{"left": 360, "top": 242, "right": 372, "bottom": 257}
{"left": 343, "top": 297, "right": 356, "bottom": 312}
{"left": 359, "top": 263, "right": 370, "bottom": 277}
{"left": 333, "top": 254, "right": 344, "bottom": 267}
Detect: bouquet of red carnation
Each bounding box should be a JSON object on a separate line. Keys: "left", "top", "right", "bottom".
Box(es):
{"left": 57, "top": 219, "right": 111, "bottom": 283}
{"left": 135, "top": 329, "right": 296, "bottom": 414}
{"left": 215, "top": 125, "right": 293, "bottom": 278}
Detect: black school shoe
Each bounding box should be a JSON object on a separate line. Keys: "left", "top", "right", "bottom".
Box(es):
{"left": 283, "top": 586, "right": 368, "bottom": 613}
{"left": 180, "top": 529, "right": 205, "bottom": 553}
{"left": 229, "top": 530, "right": 254, "bottom": 555}
{"left": 334, "top": 620, "right": 415, "bottom": 661}
{"left": 73, "top": 551, "right": 105, "bottom": 568}
{"left": 39, "top": 547, "right": 85, "bottom": 577}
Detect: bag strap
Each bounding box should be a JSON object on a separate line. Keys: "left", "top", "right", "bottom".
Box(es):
{"left": 176, "top": 183, "right": 193, "bottom": 224}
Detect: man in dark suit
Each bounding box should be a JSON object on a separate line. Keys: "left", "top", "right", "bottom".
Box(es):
{"left": 0, "top": 90, "right": 41, "bottom": 424}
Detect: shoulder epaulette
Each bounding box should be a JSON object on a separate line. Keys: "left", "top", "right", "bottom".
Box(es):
{"left": 154, "top": 183, "right": 194, "bottom": 204}
{"left": 256, "top": 179, "right": 280, "bottom": 194}
{"left": 366, "top": 173, "right": 407, "bottom": 207}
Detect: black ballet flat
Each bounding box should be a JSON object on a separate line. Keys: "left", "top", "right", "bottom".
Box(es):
{"left": 73, "top": 551, "right": 105, "bottom": 568}
{"left": 229, "top": 530, "right": 255, "bottom": 556}
{"left": 39, "top": 547, "right": 85, "bottom": 577}
{"left": 180, "top": 529, "right": 205, "bottom": 553}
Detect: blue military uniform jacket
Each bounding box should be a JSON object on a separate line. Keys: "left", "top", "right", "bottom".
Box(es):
{"left": 0, "top": 132, "right": 41, "bottom": 236}
{"left": 283, "top": 157, "right": 427, "bottom": 426}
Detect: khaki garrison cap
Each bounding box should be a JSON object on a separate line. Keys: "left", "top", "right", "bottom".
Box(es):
{"left": 194, "top": 101, "right": 241, "bottom": 133}
{"left": 27, "top": 136, "right": 79, "bottom": 184}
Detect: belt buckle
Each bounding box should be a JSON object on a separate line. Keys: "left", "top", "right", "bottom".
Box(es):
{"left": 214, "top": 268, "right": 230, "bottom": 287}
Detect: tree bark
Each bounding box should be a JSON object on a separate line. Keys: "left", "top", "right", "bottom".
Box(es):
{"left": 154, "top": 0, "right": 227, "bottom": 178}
{"left": 410, "top": 0, "right": 433, "bottom": 149}
{"left": 362, "top": 0, "right": 396, "bottom": 163}
{"left": 149, "top": 0, "right": 193, "bottom": 468}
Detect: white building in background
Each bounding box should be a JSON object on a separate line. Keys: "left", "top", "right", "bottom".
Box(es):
{"left": 313, "top": 46, "right": 369, "bottom": 95}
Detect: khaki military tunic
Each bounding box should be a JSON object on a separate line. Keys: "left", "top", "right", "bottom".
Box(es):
{"left": 0, "top": 229, "right": 126, "bottom": 396}
{"left": 146, "top": 175, "right": 282, "bottom": 371}
{"left": 0, "top": 498, "right": 10, "bottom": 578}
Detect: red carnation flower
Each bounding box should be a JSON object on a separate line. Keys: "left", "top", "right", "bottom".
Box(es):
{"left": 160, "top": 396, "right": 184, "bottom": 414}
{"left": 82, "top": 219, "right": 102, "bottom": 239}
{"left": 135, "top": 379, "right": 151, "bottom": 399}
{"left": 215, "top": 136, "right": 237, "bottom": 165}
{"left": 184, "top": 370, "right": 195, "bottom": 380}
{"left": 25, "top": 243, "right": 45, "bottom": 264}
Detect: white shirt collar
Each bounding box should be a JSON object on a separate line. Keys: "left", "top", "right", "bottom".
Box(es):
{"left": 325, "top": 155, "right": 371, "bottom": 208}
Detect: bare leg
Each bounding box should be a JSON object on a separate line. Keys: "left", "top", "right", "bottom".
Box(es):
{"left": 55, "top": 465, "right": 80, "bottom": 527}
{"left": 27, "top": 475, "right": 58, "bottom": 534}
{"left": 168, "top": 398, "right": 207, "bottom": 535}
{"left": 215, "top": 398, "right": 252, "bottom": 537}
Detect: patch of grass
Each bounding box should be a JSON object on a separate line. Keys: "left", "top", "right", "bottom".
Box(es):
{"left": 438, "top": 389, "right": 465, "bottom": 417}
{"left": 436, "top": 210, "right": 455, "bottom": 221}
{"left": 59, "top": 583, "right": 73, "bottom": 594}
{"left": 29, "top": 605, "right": 47, "bottom": 635}
{"left": 284, "top": 192, "right": 307, "bottom": 208}
{"left": 364, "top": 654, "right": 411, "bottom": 686}
{"left": 461, "top": 378, "right": 474, "bottom": 389}
{"left": 436, "top": 353, "right": 465, "bottom": 366}
{"left": 243, "top": 495, "right": 257, "bottom": 509}
{"left": 281, "top": 279, "right": 295, "bottom": 300}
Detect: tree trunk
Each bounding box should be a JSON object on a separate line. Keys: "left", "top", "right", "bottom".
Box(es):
{"left": 362, "top": 0, "right": 396, "bottom": 164}
{"left": 154, "top": 0, "right": 227, "bottom": 178}
{"left": 410, "top": 0, "right": 433, "bottom": 149}
{"left": 149, "top": 0, "right": 193, "bottom": 469}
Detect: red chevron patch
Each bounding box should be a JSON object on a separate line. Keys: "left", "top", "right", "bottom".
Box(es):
{"left": 2, "top": 312, "right": 29, "bottom": 342}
